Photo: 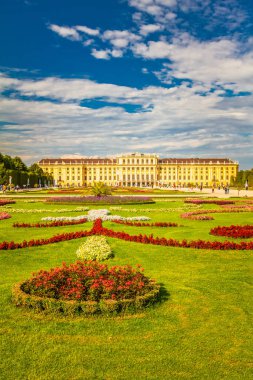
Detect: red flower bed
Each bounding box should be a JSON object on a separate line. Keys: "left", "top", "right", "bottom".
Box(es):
{"left": 185, "top": 199, "right": 234, "bottom": 205}
{"left": 0, "top": 212, "right": 11, "bottom": 220}
{"left": 113, "top": 220, "right": 178, "bottom": 227}
{"left": 21, "top": 261, "right": 155, "bottom": 302}
{"left": 210, "top": 225, "right": 253, "bottom": 239}
{"left": 2, "top": 219, "right": 253, "bottom": 251}
{"left": 0, "top": 199, "right": 16, "bottom": 206}
{"left": 91, "top": 220, "right": 253, "bottom": 251}
{"left": 0, "top": 229, "right": 92, "bottom": 250}
{"left": 13, "top": 219, "right": 87, "bottom": 228}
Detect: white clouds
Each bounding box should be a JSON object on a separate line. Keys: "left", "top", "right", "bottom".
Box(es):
{"left": 132, "top": 41, "right": 172, "bottom": 58}
{"left": 103, "top": 30, "right": 141, "bottom": 48}
{"left": 75, "top": 25, "right": 100, "bottom": 36}
{"left": 139, "top": 24, "right": 163, "bottom": 36}
{"left": 111, "top": 49, "right": 124, "bottom": 58}
{"left": 48, "top": 24, "right": 81, "bottom": 41}
{"left": 129, "top": 0, "right": 177, "bottom": 19}
{"left": 131, "top": 36, "right": 253, "bottom": 92}
{"left": 91, "top": 49, "right": 110, "bottom": 60}
{"left": 1, "top": 73, "right": 253, "bottom": 166}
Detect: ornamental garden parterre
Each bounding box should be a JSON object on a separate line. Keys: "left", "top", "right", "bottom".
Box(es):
{"left": 1, "top": 196, "right": 253, "bottom": 317}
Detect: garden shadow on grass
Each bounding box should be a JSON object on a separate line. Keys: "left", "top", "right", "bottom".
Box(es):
{"left": 157, "top": 283, "right": 170, "bottom": 303}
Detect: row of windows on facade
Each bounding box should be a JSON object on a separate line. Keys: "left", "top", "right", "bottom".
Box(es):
{"left": 121, "top": 159, "right": 155, "bottom": 164}
{"left": 59, "top": 174, "right": 230, "bottom": 181}
{"left": 46, "top": 166, "right": 234, "bottom": 173}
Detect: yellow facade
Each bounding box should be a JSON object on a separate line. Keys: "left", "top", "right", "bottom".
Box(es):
{"left": 39, "top": 153, "right": 238, "bottom": 188}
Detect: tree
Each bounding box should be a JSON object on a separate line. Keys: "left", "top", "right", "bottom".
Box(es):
{"left": 29, "top": 163, "right": 44, "bottom": 176}
{"left": 91, "top": 182, "right": 111, "bottom": 197}
{"left": 13, "top": 156, "right": 27, "bottom": 171}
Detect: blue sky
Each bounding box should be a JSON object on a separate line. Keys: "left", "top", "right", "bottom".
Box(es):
{"left": 0, "top": 0, "right": 253, "bottom": 168}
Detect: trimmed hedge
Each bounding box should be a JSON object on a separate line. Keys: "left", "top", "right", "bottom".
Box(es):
{"left": 12, "top": 281, "right": 160, "bottom": 316}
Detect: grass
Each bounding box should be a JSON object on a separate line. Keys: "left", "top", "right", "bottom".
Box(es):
{"left": 0, "top": 198, "right": 253, "bottom": 379}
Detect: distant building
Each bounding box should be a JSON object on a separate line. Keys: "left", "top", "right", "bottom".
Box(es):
{"left": 38, "top": 153, "right": 239, "bottom": 187}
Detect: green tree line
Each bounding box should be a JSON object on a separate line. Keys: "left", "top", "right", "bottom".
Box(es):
{"left": 231, "top": 168, "right": 253, "bottom": 188}
{"left": 0, "top": 153, "right": 53, "bottom": 188}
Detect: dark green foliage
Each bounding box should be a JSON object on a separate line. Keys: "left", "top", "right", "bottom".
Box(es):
{"left": 231, "top": 167, "right": 253, "bottom": 188}
{"left": 0, "top": 152, "right": 53, "bottom": 187}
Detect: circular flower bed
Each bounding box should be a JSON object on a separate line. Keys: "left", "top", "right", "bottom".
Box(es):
{"left": 12, "top": 261, "right": 160, "bottom": 315}
{"left": 210, "top": 225, "right": 253, "bottom": 239}
{"left": 45, "top": 196, "right": 155, "bottom": 205}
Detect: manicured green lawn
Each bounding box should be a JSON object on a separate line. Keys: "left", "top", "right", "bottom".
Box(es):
{"left": 0, "top": 199, "right": 252, "bottom": 379}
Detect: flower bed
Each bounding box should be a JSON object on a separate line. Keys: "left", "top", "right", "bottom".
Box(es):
{"left": 45, "top": 196, "right": 155, "bottom": 205}
{"left": 181, "top": 212, "right": 214, "bottom": 220}
{"left": 180, "top": 206, "right": 253, "bottom": 220}
{"left": 0, "top": 206, "right": 89, "bottom": 213}
{"left": 0, "top": 229, "right": 92, "bottom": 250}
{"left": 13, "top": 219, "right": 88, "bottom": 228}
{"left": 109, "top": 206, "right": 200, "bottom": 213}
{"left": 113, "top": 220, "right": 179, "bottom": 227}
{"left": 41, "top": 208, "right": 150, "bottom": 222}
{"left": 185, "top": 199, "right": 235, "bottom": 205}
{"left": 2, "top": 219, "right": 253, "bottom": 251}
{"left": 210, "top": 225, "right": 253, "bottom": 239}
{"left": 0, "top": 199, "right": 16, "bottom": 206}
{"left": 0, "top": 212, "right": 11, "bottom": 220}
{"left": 91, "top": 220, "right": 253, "bottom": 251}
{"left": 76, "top": 236, "right": 113, "bottom": 261}
{"left": 12, "top": 261, "right": 160, "bottom": 315}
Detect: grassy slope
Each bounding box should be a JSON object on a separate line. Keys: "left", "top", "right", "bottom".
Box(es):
{"left": 0, "top": 200, "right": 252, "bottom": 380}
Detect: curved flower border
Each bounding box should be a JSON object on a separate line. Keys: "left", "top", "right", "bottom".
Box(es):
{"left": 210, "top": 225, "right": 253, "bottom": 239}
{"left": 1, "top": 219, "right": 253, "bottom": 251}
{"left": 13, "top": 219, "right": 88, "bottom": 228}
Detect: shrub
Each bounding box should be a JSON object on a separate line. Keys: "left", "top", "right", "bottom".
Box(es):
{"left": 91, "top": 182, "right": 111, "bottom": 197}
{"left": 13, "top": 261, "right": 160, "bottom": 315}
{"left": 76, "top": 236, "right": 113, "bottom": 261}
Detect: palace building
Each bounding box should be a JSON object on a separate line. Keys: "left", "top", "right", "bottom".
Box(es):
{"left": 38, "top": 153, "right": 239, "bottom": 188}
